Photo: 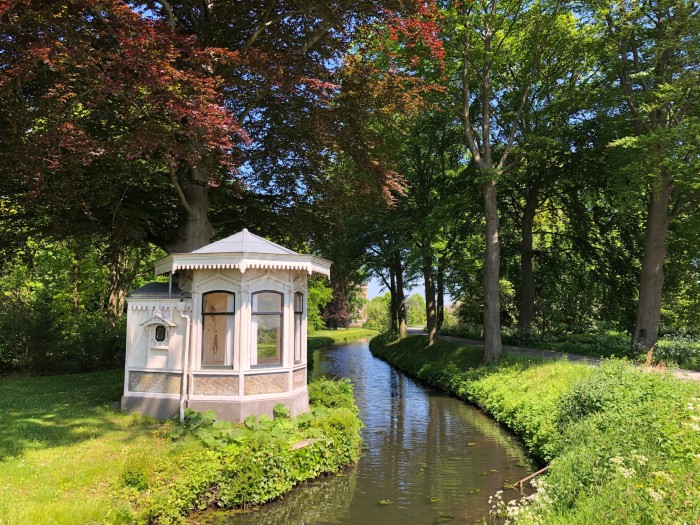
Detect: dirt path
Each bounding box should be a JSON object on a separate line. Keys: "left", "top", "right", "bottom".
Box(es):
{"left": 406, "top": 327, "right": 700, "bottom": 382}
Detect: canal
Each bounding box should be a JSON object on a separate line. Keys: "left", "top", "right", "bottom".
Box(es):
{"left": 211, "top": 340, "right": 532, "bottom": 524}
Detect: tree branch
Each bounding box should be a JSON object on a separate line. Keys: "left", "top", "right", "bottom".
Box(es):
{"left": 460, "top": 23, "right": 483, "bottom": 167}
{"left": 156, "top": 0, "right": 175, "bottom": 30}
{"left": 669, "top": 188, "right": 700, "bottom": 220}
{"left": 170, "top": 165, "right": 196, "bottom": 220}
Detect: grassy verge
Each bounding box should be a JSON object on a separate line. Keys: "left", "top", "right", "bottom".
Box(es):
{"left": 0, "top": 372, "right": 362, "bottom": 525}
{"left": 308, "top": 328, "right": 378, "bottom": 351}
{"left": 370, "top": 333, "right": 700, "bottom": 524}
{"left": 440, "top": 325, "right": 700, "bottom": 370}
{"left": 307, "top": 328, "right": 378, "bottom": 369}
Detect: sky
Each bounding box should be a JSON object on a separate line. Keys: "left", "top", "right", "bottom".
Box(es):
{"left": 367, "top": 276, "right": 452, "bottom": 305}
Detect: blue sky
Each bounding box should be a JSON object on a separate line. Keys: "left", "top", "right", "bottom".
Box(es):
{"left": 367, "top": 276, "right": 452, "bottom": 305}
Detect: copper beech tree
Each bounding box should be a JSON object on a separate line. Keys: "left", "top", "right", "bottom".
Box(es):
{"left": 1, "top": 1, "right": 446, "bottom": 257}
{"left": 0, "top": 1, "right": 246, "bottom": 249}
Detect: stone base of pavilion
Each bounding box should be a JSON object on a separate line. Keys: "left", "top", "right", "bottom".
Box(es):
{"left": 121, "top": 387, "right": 309, "bottom": 421}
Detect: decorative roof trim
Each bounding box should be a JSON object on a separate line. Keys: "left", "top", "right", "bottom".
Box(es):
{"left": 154, "top": 252, "right": 331, "bottom": 278}
{"left": 140, "top": 314, "right": 177, "bottom": 328}
{"left": 139, "top": 307, "right": 178, "bottom": 327}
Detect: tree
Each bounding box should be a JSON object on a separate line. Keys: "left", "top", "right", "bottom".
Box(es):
{"left": 594, "top": 0, "right": 700, "bottom": 350}
{"left": 0, "top": 1, "right": 244, "bottom": 252}
{"left": 363, "top": 293, "right": 392, "bottom": 331}
{"left": 445, "top": 0, "right": 565, "bottom": 362}
{"left": 406, "top": 293, "right": 427, "bottom": 327}
{"left": 307, "top": 277, "right": 333, "bottom": 332}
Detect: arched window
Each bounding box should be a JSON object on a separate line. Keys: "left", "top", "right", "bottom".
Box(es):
{"left": 202, "top": 291, "right": 235, "bottom": 368}
{"left": 294, "top": 292, "right": 303, "bottom": 364}
{"left": 251, "top": 291, "right": 283, "bottom": 367}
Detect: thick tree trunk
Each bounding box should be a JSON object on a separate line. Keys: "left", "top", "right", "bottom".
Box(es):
{"left": 106, "top": 250, "right": 133, "bottom": 328}
{"left": 389, "top": 266, "right": 398, "bottom": 334}
{"left": 481, "top": 179, "right": 502, "bottom": 364}
{"left": 518, "top": 182, "right": 540, "bottom": 336}
{"left": 423, "top": 239, "right": 438, "bottom": 347}
{"left": 394, "top": 251, "right": 408, "bottom": 339}
{"left": 437, "top": 258, "right": 445, "bottom": 331}
{"left": 165, "top": 164, "right": 215, "bottom": 253}
{"left": 107, "top": 285, "right": 126, "bottom": 329}
{"left": 632, "top": 176, "right": 672, "bottom": 351}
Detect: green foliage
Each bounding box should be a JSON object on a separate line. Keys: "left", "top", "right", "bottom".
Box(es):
{"left": 362, "top": 293, "right": 391, "bottom": 331}
{"left": 307, "top": 277, "right": 334, "bottom": 333}
{"left": 0, "top": 238, "right": 161, "bottom": 374}
{"left": 370, "top": 335, "right": 700, "bottom": 524}
{"left": 406, "top": 293, "right": 427, "bottom": 327}
{"left": 137, "top": 378, "right": 363, "bottom": 524}
{"left": 655, "top": 332, "right": 700, "bottom": 371}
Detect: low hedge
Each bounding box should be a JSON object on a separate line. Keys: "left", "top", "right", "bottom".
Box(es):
{"left": 370, "top": 333, "right": 700, "bottom": 524}
{"left": 121, "top": 378, "right": 363, "bottom": 525}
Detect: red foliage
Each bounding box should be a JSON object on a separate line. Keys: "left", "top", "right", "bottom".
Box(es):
{"left": 0, "top": 1, "right": 247, "bottom": 192}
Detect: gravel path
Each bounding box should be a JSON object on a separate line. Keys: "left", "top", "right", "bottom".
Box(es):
{"left": 406, "top": 327, "right": 700, "bottom": 382}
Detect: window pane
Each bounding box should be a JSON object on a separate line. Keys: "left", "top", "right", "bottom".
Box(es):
{"left": 253, "top": 292, "right": 282, "bottom": 313}
{"left": 253, "top": 314, "right": 281, "bottom": 365}
{"left": 294, "top": 292, "right": 303, "bottom": 313}
{"left": 155, "top": 325, "right": 166, "bottom": 342}
{"left": 204, "top": 292, "right": 234, "bottom": 314}
{"left": 294, "top": 313, "right": 302, "bottom": 363}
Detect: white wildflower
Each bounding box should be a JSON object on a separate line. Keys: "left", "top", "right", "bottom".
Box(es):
{"left": 632, "top": 454, "right": 648, "bottom": 465}
{"left": 646, "top": 487, "right": 665, "bottom": 501}
{"left": 619, "top": 467, "right": 635, "bottom": 478}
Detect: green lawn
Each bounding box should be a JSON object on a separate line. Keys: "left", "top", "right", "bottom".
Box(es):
{"left": 307, "top": 328, "right": 378, "bottom": 351}
{"left": 0, "top": 358, "right": 363, "bottom": 524}
{"left": 0, "top": 370, "right": 175, "bottom": 525}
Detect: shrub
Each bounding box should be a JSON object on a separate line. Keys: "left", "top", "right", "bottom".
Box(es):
{"left": 136, "top": 378, "right": 363, "bottom": 524}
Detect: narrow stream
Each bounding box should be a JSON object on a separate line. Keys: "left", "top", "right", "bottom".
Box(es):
{"left": 211, "top": 340, "right": 532, "bottom": 525}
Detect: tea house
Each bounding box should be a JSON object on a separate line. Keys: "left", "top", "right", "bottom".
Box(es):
{"left": 121, "top": 229, "right": 331, "bottom": 421}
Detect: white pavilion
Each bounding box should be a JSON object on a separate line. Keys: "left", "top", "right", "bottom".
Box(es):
{"left": 120, "top": 229, "right": 332, "bottom": 421}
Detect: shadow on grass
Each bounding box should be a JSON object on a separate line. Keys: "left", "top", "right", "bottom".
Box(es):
{"left": 0, "top": 369, "right": 152, "bottom": 461}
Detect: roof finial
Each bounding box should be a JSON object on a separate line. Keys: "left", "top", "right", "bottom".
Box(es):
{"left": 242, "top": 228, "right": 248, "bottom": 252}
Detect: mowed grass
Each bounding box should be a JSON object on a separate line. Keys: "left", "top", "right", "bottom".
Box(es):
{"left": 307, "top": 328, "right": 378, "bottom": 351}
{"left": 0, "top": 370, "right": 176, "bottom": 525}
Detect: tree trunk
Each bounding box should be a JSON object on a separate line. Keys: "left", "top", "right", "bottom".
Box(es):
{"left": 71, "top": 259, "right": 81, "bottom": 315}
{"left": 394, "top": 251, "right": 408, "bottom": 339}
{"left": 481, "top": 178, "right": 502, "bottom": 364}
{"left": 437, "top": 257, "right": 445, "bottom": 331}
{"left": 632, "top": 175, "right": 672, "bottom": 351}
{"left": 165, "top": 164, "right": 215, "bottom": 253}
{"left": 518, "top": 181, "right": 540, "bottom": 336}
{"left": 423, "top": 239, "right": 438, "bottom": 347}
{"left": 389, "top": 265, "right": 398, "bottom": 334}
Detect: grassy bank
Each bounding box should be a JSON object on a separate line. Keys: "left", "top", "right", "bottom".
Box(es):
{"left": 308, "top": 328, "right": 378, "bottom": 351}
{"left": 440, "top": 325, "right": 700, "bottom": 370}
{"left": 0, "top": 372, "right": 362, "bottom": 525}
{"left": 370, "top": 333, "right": 700, "bottom": 524}
{"left": 307, "top": 328, "right": 378, "bottom": 368}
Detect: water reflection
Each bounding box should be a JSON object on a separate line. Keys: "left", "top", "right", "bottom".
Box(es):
{"left": 206, "top": 341, "right": 532, "bottom": 525}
